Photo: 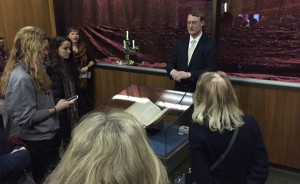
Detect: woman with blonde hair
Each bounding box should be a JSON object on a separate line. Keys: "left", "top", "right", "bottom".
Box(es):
{"left": 44, "top": 110, "right": 170, "bottom": 184}
{"left": 190, "top": 71, "right": 269, "bottom": 184}
{"left": 0, "top": 26, "right": 74, "bottom": 183}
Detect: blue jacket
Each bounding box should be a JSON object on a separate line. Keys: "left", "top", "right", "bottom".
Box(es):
{"left": 0, "top": 114, "right": 31, "bottom": 183}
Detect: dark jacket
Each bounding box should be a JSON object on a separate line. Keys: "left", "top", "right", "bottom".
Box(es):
{"left": 0, "top": 50, "right": 9, "bottom": 76}
{"left": 189, "top": 114, "right": 269, "bottom": 184}
{"left": 44, "top": 60, "right": 69, "bottom": 126}
{"left": 0, "top": 115, "right": 31, "bottom": 183}
{"left": 166, "top": 34, "right": 218, "bottom": 92}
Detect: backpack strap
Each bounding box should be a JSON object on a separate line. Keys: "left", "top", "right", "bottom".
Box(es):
{"left": 209, "top": 127, "right": 239, "bottom": 171}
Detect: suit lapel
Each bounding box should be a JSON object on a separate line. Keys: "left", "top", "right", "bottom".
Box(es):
{"left": 188, "top": 34, "right": 206, "bottom": 69}
{"left": 182, "top": 36, "right": 190, "bottom": 70}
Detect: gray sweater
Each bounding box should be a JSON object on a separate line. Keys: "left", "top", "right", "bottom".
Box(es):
{"left": 5, "top": 62, "right": 59, "bottom": 141}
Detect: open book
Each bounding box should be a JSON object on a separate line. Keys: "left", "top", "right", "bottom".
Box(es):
{"left": 125, "top": 100, "right": 169, "bottom": 127}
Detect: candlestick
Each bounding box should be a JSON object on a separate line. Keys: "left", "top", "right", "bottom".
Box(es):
{"left": 122, "top": 34, "right": 139, "bottom": 65}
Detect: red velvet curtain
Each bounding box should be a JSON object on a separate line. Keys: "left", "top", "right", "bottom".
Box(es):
{"left": 62, "top": 0, "right": 300, "bottom": 82}
{"left": 63, "top": 0, "right": 213, "bottom": 68}
{"left": 218, "top": 0, "right": 300, "bottom": 82}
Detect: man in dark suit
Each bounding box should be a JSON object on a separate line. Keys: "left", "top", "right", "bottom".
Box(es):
{"left": 166, "top": 10, "right": 218, "bottom": 92}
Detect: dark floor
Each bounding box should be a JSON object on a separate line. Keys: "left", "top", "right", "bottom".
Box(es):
{"left": 169, "top": 161, "right": 300, "bottom": 183}
{"left": 266, "top": 164, "right": 300, "bottom": 184}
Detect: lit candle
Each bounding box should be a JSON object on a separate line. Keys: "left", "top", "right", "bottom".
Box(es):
{"left": 123, "top": 40, "right": 126, "bottom": 49}
{"left": 132, "top": 40, "right": 135, "bottom": 49}
{"left": 126, "top": 31, "right": 129, "bottom": 40}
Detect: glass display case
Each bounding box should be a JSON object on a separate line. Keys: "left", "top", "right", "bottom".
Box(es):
{"left": 96, "top": 85, "right": 194, "bottom": 174}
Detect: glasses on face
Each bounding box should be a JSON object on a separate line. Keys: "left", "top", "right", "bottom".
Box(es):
{"left": 187, "top": 21, "right": 200, "bottom": 25}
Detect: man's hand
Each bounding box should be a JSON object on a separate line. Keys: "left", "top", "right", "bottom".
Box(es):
{"left": 171, "top": 69, "right": 181, "bottom": 82}
{"left": 171, "top": 70, "right": 191, "bottom": 82}
{"left": 177, "top": 71, "right": 191, "bottom": 80}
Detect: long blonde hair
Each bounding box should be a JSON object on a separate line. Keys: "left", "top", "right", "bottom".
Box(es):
{"left": 44, "top": 110, "right": 170, "bottom": 184}
{"left": 192, "top": 71, "right": 244, "bottom": 132}
{"left": 0, "top": 26, "right": 51, "bottom": 97}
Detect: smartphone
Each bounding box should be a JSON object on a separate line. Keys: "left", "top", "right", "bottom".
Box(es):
{"left": 66, "top": 95, "right": 78, "bottom": 101}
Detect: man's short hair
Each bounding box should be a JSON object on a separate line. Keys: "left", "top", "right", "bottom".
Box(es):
{"left": 188, "top": 10, "right": 205, "bottom": 21}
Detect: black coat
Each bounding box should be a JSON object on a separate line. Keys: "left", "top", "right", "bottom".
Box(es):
{"left": 166, "top": 34, "right": 218, "bottom": 92}
{"left": 189, "top": 114, "right": 269, "bottom": 184}
{"left": 43, "top": 61, "right": 69, "bottom": 126}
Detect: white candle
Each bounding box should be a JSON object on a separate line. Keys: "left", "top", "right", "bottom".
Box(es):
{"left": 123, "top": 40, "right": 126, "bottom": 49}
{"left": 132, "top": 40, "right": 135, "bottom": 49}
{"left": 126, "top": 31, "right": 129, "bottom": 40}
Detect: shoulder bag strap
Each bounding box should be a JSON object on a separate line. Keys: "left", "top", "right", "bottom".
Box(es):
{"left": 209, "top": 127, "right": 239, "bottom": 171}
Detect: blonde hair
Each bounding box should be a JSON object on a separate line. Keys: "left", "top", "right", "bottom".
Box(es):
{"left": 192, "top": 71, "right": 244, "bottom": 132}
{"left": 44, "top": 110, "right": 170, "bottom": 184}
{"left": 0, "top": 26, "right": 51, "bottom": 97}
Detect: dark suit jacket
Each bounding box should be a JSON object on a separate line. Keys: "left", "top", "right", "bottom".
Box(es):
{"left": 189, "top": 114, "right": 269, "bottom": 184}
{"left": 166, "top": 34, "right": 218, "bottom": 92}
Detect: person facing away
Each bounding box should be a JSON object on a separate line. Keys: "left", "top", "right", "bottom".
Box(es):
{"left": 43, "top": 110, "right": 170, "bottom": 184}
{"left": 44, "top": 36, "right": 79, "bottom": 165}
{"left": 166, "top": 10, "right": 218, "bottom": 93}
{"left": 189, "top": 71, "right": 269, "bottom": 184}
{"left": 0, "top": 26, "right": 75, "bottom": 184}
{"left": 0, "top": 36, "right": 9, "bottom": 76}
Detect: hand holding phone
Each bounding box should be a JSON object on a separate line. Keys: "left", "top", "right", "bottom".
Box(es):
{"left": 66, "top": 95, "right": 78, "bottom": 101}
{"left": 55, "top": 97, "right": 78, "bottom": 113}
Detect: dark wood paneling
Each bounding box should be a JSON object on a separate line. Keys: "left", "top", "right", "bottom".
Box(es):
{"left": 93, "top": 67, "right": 300, "bottom": 169}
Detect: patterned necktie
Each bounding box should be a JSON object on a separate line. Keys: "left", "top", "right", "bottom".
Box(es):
{"left": 188, "top": 39, "right": 196, "bottom": 66}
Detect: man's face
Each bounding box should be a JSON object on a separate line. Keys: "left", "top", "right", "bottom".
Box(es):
{"left": 0, "top": 39, "right": 4, "bottom": 50}
{"left": 187, "top": 15, "right": 204, "bottom": 38}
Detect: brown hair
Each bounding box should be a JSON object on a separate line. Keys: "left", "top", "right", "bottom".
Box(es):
{"left": 66, "top": 27, "right": 80, "bottom": 37}
{"left": 188, "top": 10, "right": 205, "bottom": 21}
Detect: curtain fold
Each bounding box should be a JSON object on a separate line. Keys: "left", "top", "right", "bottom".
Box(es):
{"left": 61, "top": 0, "right": 300, "bottom": 82}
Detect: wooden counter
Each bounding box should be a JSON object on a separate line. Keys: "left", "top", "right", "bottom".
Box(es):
{"left": 91, "top": 63, "right": 300, "bottom": 170}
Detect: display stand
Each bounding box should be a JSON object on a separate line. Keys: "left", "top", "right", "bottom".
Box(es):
{"left": 96, "top": 85, "right": 194, "bottom": 178}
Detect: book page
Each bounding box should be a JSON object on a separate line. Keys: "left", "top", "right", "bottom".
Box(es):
{"left": 148, "top": 107, "right": 169, "bottom": 125}
{"left": 125, "top": 100, "right": 168, "bottom": 127}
